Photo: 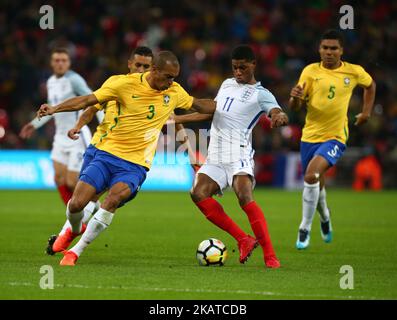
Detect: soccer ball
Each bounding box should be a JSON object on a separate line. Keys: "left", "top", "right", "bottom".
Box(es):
{"left": 196, "top": 238, "right": 228, "bottom": 266}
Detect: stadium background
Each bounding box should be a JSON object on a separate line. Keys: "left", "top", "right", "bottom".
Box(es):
{"left": 1, "top": 0, "right": 396, "bottom": 189}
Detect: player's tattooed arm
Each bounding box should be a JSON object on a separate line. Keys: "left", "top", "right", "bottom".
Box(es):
{"left": 37, "top": 94, "right": 100, "bottom": 119}
{"left": 355, "top": 80, "right": 376, "bottom": 126}
{"left": 269, "top": 108, "right": 289, "bottom": 128}
{"left": 289, "top": 82, "right": 306, "bottom": 111}
{"left": 191, "top": 98, "right": 216, "bottom": 114}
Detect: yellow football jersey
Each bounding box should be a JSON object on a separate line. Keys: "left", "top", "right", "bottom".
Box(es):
{"left": 90, "top": 75, "right": 124, "bottom": 145}
{"left": 93, "top": 72, "right": 193, "bottom": 169}
{"left": 298, "top": 61, "right": 373, "bottom": 144}
{"left": 90, "top": 100, "right": 118, "bottom": 145}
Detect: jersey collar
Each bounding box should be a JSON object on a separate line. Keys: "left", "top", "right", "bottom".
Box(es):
{"left": 320, "top": 61, "right": 345, "bottom": 71}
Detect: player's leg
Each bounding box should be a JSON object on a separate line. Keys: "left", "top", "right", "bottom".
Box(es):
{"left": 62, "top": 183, "right": 133, "bottom": 266}
{"left": 52, "top": 160, "right": 73, "bottom": 205}
{"left": 297, "top": 155, "right": 329, "bottom": 249}
{"left": 62, "top": 158, "right": 147, "bottom": 266}
{"left": 191, "top": 171, "right": 249, "bottom": 250}
{"left": 56, "top": 169, "right": 99, "bottom": 236}
{"left": 58, "top": 149, "right": 99, "bottom": 234}
{"left": 233, "top": 175, "right": 280, "bottom": 268}
{"left": 51, "top": 145, "right": 74, "bottom": 205}
{"left": 317, "top": 175, "right": 332, "bottom": 243}
{"left": 65, "top": 182, "right": 130, "bottom": 259}
{"left": 51, "top": 180, "right": 98, "bottom": 253}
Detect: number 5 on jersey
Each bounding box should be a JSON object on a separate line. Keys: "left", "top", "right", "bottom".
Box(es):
{"left": 328, "top": 85, "right": 336, "bottom": 99}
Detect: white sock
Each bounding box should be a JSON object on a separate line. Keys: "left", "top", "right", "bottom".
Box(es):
{"left": 66, "top": 202, "right": 84, "bottom": 234}
{"left": 94, "top": 200, "right": 101, "bottom": 213}
{"left": 70, "top": 208, "right": 114, "bottom": 257}
{"left": 82, "top": 201, "right": 98, "bottom": 224}
{"left": 59, "top": 221, "right": 71, "bottom": 236}
{"left": 317, "top": 188, "right": 330, "bottom": 223}
{"left": 299, "top": 181, "right": 320, "bottom": 232}
{"left": 59, "top": 201, "right": 98, "bottom": 235}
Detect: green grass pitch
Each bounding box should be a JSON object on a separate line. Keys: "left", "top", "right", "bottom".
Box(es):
{"left": 0, "top": 189, "right": 396, "bottom": 300}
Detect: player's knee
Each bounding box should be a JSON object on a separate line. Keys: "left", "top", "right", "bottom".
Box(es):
{"left": 54, "top": 173, "right": 65, "bottom": 186}
{"left": 102, "top": 194, "right": 123, "bottom": 211}
{"left": 69, "top": 196, "right": 86, "bottom": 213}
{"left": 190, "top": 187, "right": 209, "bottom": 203}
{"left": 236, "top": 191, "right": 253, "bottom": 207}
{"left": 304, "top": 172, "right": 320, "bottom": 184}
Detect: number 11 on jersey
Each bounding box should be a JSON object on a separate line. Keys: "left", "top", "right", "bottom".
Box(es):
{"left": 222, "top": 97, "right": 235, "bottom": 112}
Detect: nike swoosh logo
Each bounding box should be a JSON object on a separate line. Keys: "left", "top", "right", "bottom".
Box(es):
{"left": 132, "top": 95, "right": 139, "bottom": 98}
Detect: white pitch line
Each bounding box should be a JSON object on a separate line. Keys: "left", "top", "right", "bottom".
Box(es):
{"left": 6, "top": 281, "right": 387, "bottom": 300}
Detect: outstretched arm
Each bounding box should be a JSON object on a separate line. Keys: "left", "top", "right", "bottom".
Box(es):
{"left": 37, "top": 94, "right": 100, "bottom": 119}
{"left": 191, "top": 98, "right": 216, "bottom": 114}
{"left": 354, "top": 80, "right": 376, "bottom": 126}
{"left": 68, "top": 106, "right": 99, "bottom": 140}
{"left": 172, "top": 112, "right": 213, "bottom": 124}
{"left": 19, "top": 115, "right": 53, "bottom": 139}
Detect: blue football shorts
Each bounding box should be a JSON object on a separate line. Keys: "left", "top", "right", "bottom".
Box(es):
{"left": 79, "top": 149, "right": 147, "bottom": 207}
{"left": 300, "top": 139, "right": 346, "bottom": 173}
{"left": 80, "top": 144, "right": 98, "bottom": 176}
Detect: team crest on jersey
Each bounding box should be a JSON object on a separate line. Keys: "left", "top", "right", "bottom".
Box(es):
{"left": 344, "top": 77, "right": 351, "bottom": 86}
{"left": 163, "top": 94, "right": 170, "bottom": 105}
{"left": 241, "top": 88, "right": 255, "bottom": 102}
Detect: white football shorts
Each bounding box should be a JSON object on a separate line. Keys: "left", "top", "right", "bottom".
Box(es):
{"left": 50, "top": 144, "right": 85, "bottom": 172}
{"left": 197, "top": 158, "right": 256, "bottom": 193}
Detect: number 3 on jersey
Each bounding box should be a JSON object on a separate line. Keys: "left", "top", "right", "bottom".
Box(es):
{"left": 222, "top": 97, "right": 234, "bottom": 112}
{"left": 147, "top": 105, "right": 155, "bottom": 119}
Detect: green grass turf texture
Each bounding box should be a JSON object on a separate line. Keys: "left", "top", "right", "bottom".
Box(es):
{"left": 0, "top": 189, "right": 396, "bottom": 300}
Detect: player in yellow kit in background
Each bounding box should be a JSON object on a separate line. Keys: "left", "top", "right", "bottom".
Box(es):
{"left": 38, "top": 51, "right": 216, "bottom": 266}
{"left": 289, "top": 29, "right": 376, "bottom": 249}
{"left": 45, "top": 46, "right": 154, "bottom": 255}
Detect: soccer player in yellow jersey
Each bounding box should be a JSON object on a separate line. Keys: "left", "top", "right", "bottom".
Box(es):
{"left": 45, "top": 47, "right": 154, "bottom": 255}
{"left": 37, "top": 51, "right": 216, "bottom": 266}
{"left": 289, "top": 30, "right": 376, "bottom": 249}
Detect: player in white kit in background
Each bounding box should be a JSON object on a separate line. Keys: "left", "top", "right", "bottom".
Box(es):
{"left": 175, "top": 45, "right": 288, "bottom": 268}
{"left": 19, "top": 47, "right": 102, "bottom": 220}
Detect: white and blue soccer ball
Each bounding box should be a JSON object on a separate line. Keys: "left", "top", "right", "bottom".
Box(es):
{"left": 196, "top": 238, "right": 228, "bottom": 266}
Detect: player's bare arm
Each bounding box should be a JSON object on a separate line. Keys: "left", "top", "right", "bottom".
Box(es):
{"left": 68, "top": 105, "right": 98, "bottom": 140}
{"left": 173, "top": 112, "right": 213, "bottom": 124}
{"left": 191, "top": 98, "right": 216, "bottom": 114}
{"left": 355, "top": 80, "right": 376, "bottom": 126}
{"left": 37, "top": 94, "right": 100, "bottom": 119}
{"left": 19, "top": 122, "right": 36, "bottom": 139}
{"left": 288, "top": 82, "right": 306, "bottom": 111}
{"left": 269, "top": 108, "right": 289, "bottom": 128}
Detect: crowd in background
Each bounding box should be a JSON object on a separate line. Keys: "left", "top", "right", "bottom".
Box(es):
{"left": 1, "top": 0, "right": 396, "bottom": 187}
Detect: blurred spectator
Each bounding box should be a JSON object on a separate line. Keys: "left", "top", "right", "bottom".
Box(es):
{"left": 353, "top": 148, "right": 383, "bottom": 191}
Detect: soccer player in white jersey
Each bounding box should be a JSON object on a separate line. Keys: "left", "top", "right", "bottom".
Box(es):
{"left": 19, "top": 47, "right": 101, "bottom": 215}
{"left": 175, "top": 45, "right": 288, "bottom": 268}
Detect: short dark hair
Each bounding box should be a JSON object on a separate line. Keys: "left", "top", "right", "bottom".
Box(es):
{"left": 231, "top": 45, "right": 256, "bottom": 62}
{"left": 320, "top": 29, "right": 344, "bottom": 47}
{"left": 152, "top": 51, "right": 179, "bottom": 69}
{"left": 51, "top": 47, "right": 70, "bottom": 56}
{"left": 130, "top": 46, "right": 153, "bottom": 59}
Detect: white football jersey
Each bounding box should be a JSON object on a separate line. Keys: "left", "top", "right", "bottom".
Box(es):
{"left": 45, "top": 70, "right": 92, "bottom": 149}
{"left": 207, "top": 78, "right": 281, "bottom": 163}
